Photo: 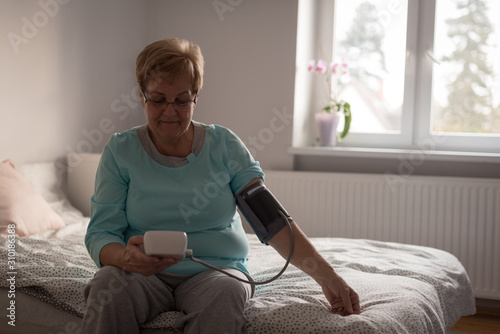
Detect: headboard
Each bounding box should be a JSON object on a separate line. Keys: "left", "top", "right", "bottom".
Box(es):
{"left": 66, "top": 153, "right": 101, "bottom": 217}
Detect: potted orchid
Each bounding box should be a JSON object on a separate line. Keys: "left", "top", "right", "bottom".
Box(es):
{"left": 309, "top": 59, "right": 352, "bottom": 146}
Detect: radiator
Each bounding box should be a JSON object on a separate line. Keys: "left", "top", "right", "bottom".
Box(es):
{"left": 262, "top": 170, "right": 500, "bottom": 301}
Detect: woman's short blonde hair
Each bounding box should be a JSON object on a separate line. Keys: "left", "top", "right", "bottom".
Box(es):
{"left": 135, "top": 38, "right": 204, "bottom": 94}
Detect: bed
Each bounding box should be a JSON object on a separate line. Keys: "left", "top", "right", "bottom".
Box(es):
{"left": 0, "top": 158, "right": 476, "bottom": 334}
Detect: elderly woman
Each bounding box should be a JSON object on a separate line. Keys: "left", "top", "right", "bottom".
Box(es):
{"left": 83, "top": 38, "right": 360, "bottom": 334}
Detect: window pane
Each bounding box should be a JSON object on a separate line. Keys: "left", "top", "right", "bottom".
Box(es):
{"left": 333, "top": 0, "right": 408, "bottom": 134}
{"left": 431, "top": 0, "right": 500, "bottom": 135}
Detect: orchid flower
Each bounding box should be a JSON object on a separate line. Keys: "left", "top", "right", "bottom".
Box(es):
{"left": 315, "top": 60, "right": 327, "bottom": 73}
{"left": 342, "top": 62, "right": 349, "bottom": 75}
{"left": 308, "top": 60, "right": 316, "bottom": 72}
{"left": 330, "top": 62, "right": 339, "bottom": 74}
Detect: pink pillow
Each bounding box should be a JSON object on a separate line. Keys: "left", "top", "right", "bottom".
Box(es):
{"left": 0, "top": 160, "right": 65, "bottom": 236}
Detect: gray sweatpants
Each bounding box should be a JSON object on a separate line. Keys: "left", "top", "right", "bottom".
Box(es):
{"left": 81, "top": 266, "right": 254, "bottom": 334}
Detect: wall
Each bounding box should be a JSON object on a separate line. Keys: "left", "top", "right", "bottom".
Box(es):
{"left": 146, "top": 0, "right": 298, "bottom": 170}
{"left": 1, "top": 0, "right": 148, "bottom": 166}
{"left": 0, "top": 0, "right": 298, "bottom": 170}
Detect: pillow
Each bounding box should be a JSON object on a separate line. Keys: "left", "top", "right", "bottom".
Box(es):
{"left": 18, "top": 161, "right": 65, "bottom": 204}
{"left": 17, "top": 161, "right": 87, "bottom": 222}
{"left": 0, "top": 160, "right": 65, "bottom": 237}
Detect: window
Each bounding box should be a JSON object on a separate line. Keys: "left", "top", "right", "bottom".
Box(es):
{"left": 333, "top": 0, "right": 408, "bottom": 134}
{"left": 294, "top": 0, "right": 500, "bottom": 154}
{"left": 431, "top": 0, "right": 500, "bottom": 135}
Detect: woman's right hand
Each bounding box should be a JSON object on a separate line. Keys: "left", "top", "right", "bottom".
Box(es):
{"left": 119, "top": 235, "right": 180, "bottom": 276}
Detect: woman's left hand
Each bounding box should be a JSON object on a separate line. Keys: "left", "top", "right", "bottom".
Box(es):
{"left": 316, "top": 270, "right": 360, "bottom": 316}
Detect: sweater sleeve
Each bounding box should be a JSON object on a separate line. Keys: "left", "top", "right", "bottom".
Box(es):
{"left": 223, "top": 128, "right": 265, "bottom": 195}
{"left": 84, "top": 138, "right": 129, "bottom": 268}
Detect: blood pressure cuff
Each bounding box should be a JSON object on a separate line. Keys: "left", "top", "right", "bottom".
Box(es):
{"left": 236, "top": 182, "right": 293, "bottom": 244}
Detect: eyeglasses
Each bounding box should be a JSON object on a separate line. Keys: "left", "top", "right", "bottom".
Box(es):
{"left": 142, "top": 90, "right": 197, "bottom": 112}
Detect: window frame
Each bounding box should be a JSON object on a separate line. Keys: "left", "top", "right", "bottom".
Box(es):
{"left": 297, "top": 0, "right": 500, "bottom": 154}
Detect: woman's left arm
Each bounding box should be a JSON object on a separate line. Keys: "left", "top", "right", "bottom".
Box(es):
{"left": 240, "top": 178, "right": 360, "bottom": 316}
{"left": 267, "top": 220, "right": 360, "bottom": 316}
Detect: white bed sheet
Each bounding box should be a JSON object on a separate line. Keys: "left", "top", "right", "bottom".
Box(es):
{"left": 0, "top": 219, "right": 475, "bottom": 334}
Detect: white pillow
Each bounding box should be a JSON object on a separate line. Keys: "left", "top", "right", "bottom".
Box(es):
{"left": 18, "top": 161, "right": 65, "bottom": 204}
{"left": 0, "top": 160, "right": 65, "bottom": 237}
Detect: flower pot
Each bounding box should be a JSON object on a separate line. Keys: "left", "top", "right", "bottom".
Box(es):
{"left": 315, "top": 112, "right": 340, "bottom": 146}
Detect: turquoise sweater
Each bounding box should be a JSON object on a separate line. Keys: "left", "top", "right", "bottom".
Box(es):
{"left": 85, "top": 123, "right": 264, "bottom": 275}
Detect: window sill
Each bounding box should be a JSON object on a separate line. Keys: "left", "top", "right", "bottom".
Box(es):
{"left": 289, "top": 146, "right": 500, "bottom": 164}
